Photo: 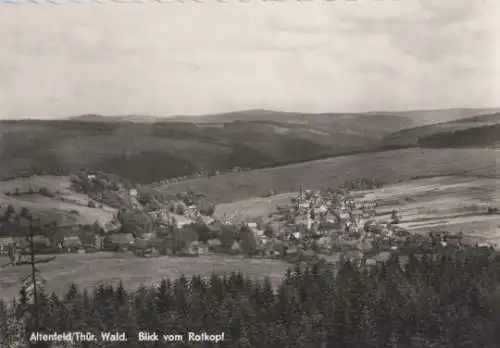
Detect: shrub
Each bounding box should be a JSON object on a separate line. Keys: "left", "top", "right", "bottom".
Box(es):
{"left": 39, "top": 187, "right": 55, "bottom": 198}
{"left": 175, "top": 204, "right": 185, "bottom": 215}
{"left": 197, "top": 198, "right": 215, "bottom": 216}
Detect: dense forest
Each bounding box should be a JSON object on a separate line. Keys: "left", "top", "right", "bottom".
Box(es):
{"left": 2, "top": 244, "right": 500, "bottom": 347}
{"left": 0, "top": 116, "right": 405, "bottom": 184}
{"left": 418, "top": 124, "right": 500, "bottom": 148}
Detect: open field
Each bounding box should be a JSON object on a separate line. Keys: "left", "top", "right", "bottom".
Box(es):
{"left": 353, "top": 176, "right": 500, "bottom": 244}
{"left": 0, "top": 175, "right": 116, "bottom": 226}
{"left": 160, "top": 148, "right": 499, "bottom": 204}
{"left": 382, "top": 112, "right": 500, "bottom": 147}
{"left": 214, "top": 193, "right": 296, "bottom": 223}
{"left": 0, "top": 252, "right": 290, "bottom": 300}
{"left": 215, "top": 175, "right": 500, "bottom": 244}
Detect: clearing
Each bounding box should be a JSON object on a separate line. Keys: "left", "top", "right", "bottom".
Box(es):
{"left": 353, "top": 176, "right": 500, "bottom": 244}
{"left": 0, "top": 175, "right": 117, "bottom": 227}
{"left": 214, "top": 193, "right": 296, "bottom": 223}
{"left": 0, "top": 252, "right": 290, "bottom": 300}
{"left": 215, "top": 175, "right": 500, "bottom": 245}
{"left": 158, "top": 148, "right": 499, "bottom": 204}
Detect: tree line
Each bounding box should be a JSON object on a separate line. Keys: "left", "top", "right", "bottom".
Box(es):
{"left": 2, "top": 244, "right": 500, "bottom": 347}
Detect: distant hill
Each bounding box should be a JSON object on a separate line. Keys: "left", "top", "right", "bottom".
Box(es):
{"left": 70, "top": 114, "right": 160, "bottom": 123}
{"left": 157, "top": 108, "right": 500, "bottom": 126}
{"left": 372, "top": 108, "right": 500, "bottom": 126}
{"left": 2, "top": 108, "right": 499, "bottom": 184}
{"left": 0, "top": 111, "right": 417, "bottom": 184}
{"left": 382, "top": 112, "right": 500, "bottom": 148}
{"left": 418, "top": 123, "right": 500, "bottom": 148}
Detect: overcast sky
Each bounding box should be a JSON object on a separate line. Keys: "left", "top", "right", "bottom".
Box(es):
{"left": 1, "top": 0, "right": 499, "bottom": 119}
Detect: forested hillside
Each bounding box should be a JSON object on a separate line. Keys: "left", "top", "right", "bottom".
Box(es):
{"left": 2, "top": 245, "right": 500, "bottom": 347}
{"left": 382, "top": 112, "right": 500, "bottom": 148}
{"left": 0, "top": 111, "right": 418, "bottom": 184}
{"left": 418, "top": 123, "right": 500, "bottom": 148}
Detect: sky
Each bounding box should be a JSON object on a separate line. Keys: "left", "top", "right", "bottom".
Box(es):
{"left": 0, "top": 0, "right": 499, "bottom": 119}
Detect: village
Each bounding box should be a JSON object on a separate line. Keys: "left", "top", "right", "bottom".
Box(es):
{"left": 0, "top": 172, "right": 491, "bottom": 269}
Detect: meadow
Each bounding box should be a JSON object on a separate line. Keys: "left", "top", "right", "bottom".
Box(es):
{"left": 353, "top": 176, "right": 500, "bottom": 244}
{"left": 0, "top": 252, "right": 290, "bottom": 301}
{"left": 159, "top": 148, "right": 500, "bottom": 204}
{"left": 0, "top": 175, "right": 116, "bottom": 227}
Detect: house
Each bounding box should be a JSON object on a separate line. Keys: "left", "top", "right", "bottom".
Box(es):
{"left": 355, "top": 239, "right": 373, "bottom": 252}
{"left": 16, "top": 235, "right": 53, "bottom": 254}
{"left": 366, "top": 258, "right": 377, "bottom": 266}
{"left": 316, "top": 205, "right": 328, "bottom": 214}
{"left": 299, "top": 249, "right": 316, "bottom": 260}
{"left": 201, "top": 216, "right": 215, "bottom": 225}
{"left": 170, "top": 214, "right": 194, "bottom": 228}
{"left": 102, "top": 233, "right": 135, "bottom": 252}
{"left": 140, "top": 232, "right": 156, "bottom": 241}
{"left": 290, "top": 232, "right": 302, "bottom": 241}
{"left": 62, "top": 235, "right": 82, "bottom": 253}
{"left": 343, "top": 250, "right": 364, "bottom": 263}
{"left": 0, "top": 236, "right": 14, "bottom": 255}
{"left": 318, "top": 221, "right": 339, "bottom": 232}
{"left": 250, "top": 227, "right": 264, "bottom": 237}
{"left": 133, "top": 238, "right": 154, "bottom": 249}
{"left": 247, "top": 222, "right": 258, "bottom": 229}
{"left": 208, "top": 222, "right": 223, "bottom": 234}
{"left": 286, "top": 245, "right": 299, "bottom": 255}
{"left": 207, "top": 238, "right": 222, "bottom": 252}
{"left": 168, "top": 226, "right": 199, "bottom": 255}
{"left": 132, "top": 238, "right": 159, "bottom": 257}
{"left": 32, "top": 235, "right": 51, "bottom": 245}
{"left": 272, "top": 241, "right": 286, "bottom": 257}
{"left": 93, "top": 235, "right": 103, "bottom": 249}
{"left": 103, "top": 220, "right": 121, "bottom": 234}
{"left": 229, "top": 240, "right": 241, "bottom": 254}
{"left": 185, "top": 241, "right": 209, "bottom": 256}
{"left": 373, "top": 251, "right": 391, "bottom": 263}
{"left": 315, "top": 236, "right": 332, "bottom": 250}
{"left": 279, "top": 227, "right": 293, "bottom": 239}
{"left": 157, "top": 238, "right": 175, "bottom": 256}
{"left": 174, "top": 226, "right": 198, "bottom": 243}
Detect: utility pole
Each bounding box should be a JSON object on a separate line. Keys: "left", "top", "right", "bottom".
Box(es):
{"left": 28, "top": 217, "right": 50, "bottom": 348}
{"left": 29, "top": 218, "right": 40, "bottom": 333}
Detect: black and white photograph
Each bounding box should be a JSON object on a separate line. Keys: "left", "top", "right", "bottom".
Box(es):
{"left": 1, "top": 0, "right": 500, "bottom": 347}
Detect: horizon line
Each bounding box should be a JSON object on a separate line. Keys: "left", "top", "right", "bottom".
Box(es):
{"left": 2, "top": 105, "right": 500, "bottom": 121}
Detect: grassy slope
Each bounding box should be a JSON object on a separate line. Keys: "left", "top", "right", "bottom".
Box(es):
{"left": 157, "top": 148, "right": 500, "bottom": 204}
{"left": 212, "top": 176, "right": 500, "bottom": 244}
{"left": 0, "top": 175, "right": 117, "bottom": 227}
{"left": 382, "top": 112, "right": 500, "bottom": 147}
{"left": 418, "top": 123, "right": 500, "bottom": 148}
{"left": 353, "top": 176, "right": 500, "bottom": 243}
{"left": 0, "top": 252, "right": 290, "bottom": 300}
{"left": 214, "top": 193, "right": 297, "bottom": 223}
